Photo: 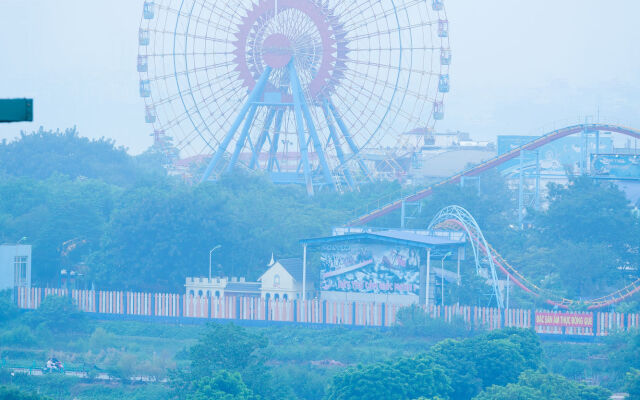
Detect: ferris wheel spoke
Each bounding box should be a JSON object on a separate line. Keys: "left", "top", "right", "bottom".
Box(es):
{"left": 352, "top": 80, "right": 432, "bottom": 124}
{"left": 347, "top": 46, "right": 441, "bottom": 52}
{"left": 335, "top": 1, "right": 380, "bottom": 27}
{"left": 348, "top": 21, "right": 435, "bottom": 42}
{"left": 159, "top": 2, "right": 241, "bottom": 35}
{"left": 341, "top": 58, "right": 440, "bottom": 79}
{"left": 342, "top": 0, "right": 427, "bottom": 32}
{"left": 147, "top": 62, "right": 235, "bottom": 83}
{"left": 153, "top": 28, "right": 230, "bottom": 44}
{"left": 331, "top": 80, "right": 413, "bottom": 139}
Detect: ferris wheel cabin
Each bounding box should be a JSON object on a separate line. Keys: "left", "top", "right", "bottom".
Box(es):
{"left": 143, "top": 1, "right": 155, "bottom": 19}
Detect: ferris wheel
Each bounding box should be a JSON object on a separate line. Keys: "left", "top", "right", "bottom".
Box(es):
{"left": 137, "top": 0, "right": 450, "bottom": 193}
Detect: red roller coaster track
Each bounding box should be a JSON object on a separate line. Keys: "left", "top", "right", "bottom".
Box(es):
{"left": 350, "top": 123, "right": 640, "bottom": 226}
{"left": 437, "top": 218, "right": 640, "bottom": 310}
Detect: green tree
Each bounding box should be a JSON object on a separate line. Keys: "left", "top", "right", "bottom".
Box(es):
{"left": 184, "top": 323, "right": 290, "bottom": 400}
{"left": 524, "top": 177, "right": 640, "bottom": 298}
{"left": 472, "top": 383, "right": 546, "bottom": 400}
{"left": 189, "top": 323, "right": 267, "bottom": 376}
{"left": 0, "top": 385, "right": 52, "bottom": 400}
{"left": 427, "top": 329, "right": 542, "bottom": 400}
{"left": 625, "top": 368, "right": 640, "bottom": 399}
{"left": 0, "top": 127, "right": 165, "bottom": 186}
{"left": 0, "top": 290, "right": 18, "bottom": 323}
{"left": 473, "top": 370, "right": 611, "bottom": 400}
{"left": 23, "top": 295, "right": 89, "bottom": 333}
{"left": 182, "top": 371, "right": 255, "bottom": 400}
{"left": 325, "top": 356, "right": 452, "bottom": 400}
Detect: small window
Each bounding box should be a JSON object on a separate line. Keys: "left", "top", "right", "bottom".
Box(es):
{"left": 189, "top": 290, "right": 195, "bottom": 296}
{"left": 215, "top": 291, "right": 221, "bottom": 298}
{"left": 265, "top": 293, "right": 271, "bottom": 301}
{"left": 274, "top": 294, "right": 280, "bottom": 301}
{"left": 283, "top": 294, "right": 288, "bottom": 301}
{"left": 273, "top": 274, "right": 280, "bottom": 288}
{"left": 198, "top": 290, "right": 203, "bottom": 297}
{"left": 206, "top": 290, "right": 211, "bottom": 297}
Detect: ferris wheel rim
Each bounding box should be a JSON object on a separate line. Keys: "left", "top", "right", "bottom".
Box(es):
{"left": 138, "top": 0, "right": 451, "bottom": 184}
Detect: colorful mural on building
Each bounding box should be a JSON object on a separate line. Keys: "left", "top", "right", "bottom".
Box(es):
{"left": 320, "top": 243, "right": 421, "bottom": 295}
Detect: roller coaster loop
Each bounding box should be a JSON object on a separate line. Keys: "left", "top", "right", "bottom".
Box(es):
{"left": 428, "top": 205, "right": 640, "bottom": 310}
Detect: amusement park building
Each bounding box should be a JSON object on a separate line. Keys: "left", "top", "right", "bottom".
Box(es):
{"left": 301, "top": 229, "right": 465, "bottom": 306}
{"left": 185, "top": 257, "right": 313, "bottom": 301}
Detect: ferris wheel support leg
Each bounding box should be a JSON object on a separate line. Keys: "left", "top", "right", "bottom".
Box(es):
{"left": 267, "top": 110, "right": 284, "bottom": 172}
{"left": 289, "top": 61, "right": 337, "bottom": 192}
{"left": 227, "top": 105, "right": 259, "bottom": 173}
{"left": 322, "top": 99, "right": 356, "bottom": 190}
{"left": 328, "top": 100, "right": 372, "bottom": 181}
{"left": 249, "top": 109, "right": 277, "bottom": 170}
{"left": 288, "top": 62, "right": 314, "bottom": 195}
{"left": 200, "top": 66, "right": 272, "bottom": 183}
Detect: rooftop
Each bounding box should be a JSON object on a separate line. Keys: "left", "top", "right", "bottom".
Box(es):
{"left": 301, "top": 229, "right": 465, "bottom": 249}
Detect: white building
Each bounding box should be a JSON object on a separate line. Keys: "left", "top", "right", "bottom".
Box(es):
{"left": 184, "top": 257, "right": 313, "bottom": 300}
{"left": 185, "top": 276, "right": 261, "bottom": 298}
{"left": 0, "top": 244, "right": 31, "bottom": 291}
{"left": 258, "top": 257, "right": 314, "bottom": 301}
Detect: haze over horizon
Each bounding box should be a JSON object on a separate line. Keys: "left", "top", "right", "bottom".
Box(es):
{"left": 1, "top": 0, "right": 638, "bottom": 154}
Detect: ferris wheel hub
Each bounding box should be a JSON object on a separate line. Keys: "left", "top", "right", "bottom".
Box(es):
{"left": 262, "top": 34, "right": 293, "bottom": 69}
{"left": 234, "top": 0, "right": 342, "bottom": 99}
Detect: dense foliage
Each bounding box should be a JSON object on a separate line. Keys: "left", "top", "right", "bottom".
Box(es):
{"left": 323, "top": 327, "right": 609, "bottom": 400}
{"left": 0, "top": 130, "right": 397, "bottom": 290}
{"left": 0, "top": 385, "right": 52, "bottom": 400}
{"left": 1, "top": 129, "right": 638, "bottom": 300}
{"left": 0, "top": 298, "right": 631, "bottom": 400}
{"left": 472, "top": 370, "right": 611, "bottom": 400}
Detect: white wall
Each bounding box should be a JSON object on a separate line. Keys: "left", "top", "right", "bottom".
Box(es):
{"left": 0, "top": 245, "right": 32, "bottom": 291}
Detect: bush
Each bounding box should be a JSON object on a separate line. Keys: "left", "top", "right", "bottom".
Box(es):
{"left": 0, "top": 325, "right": 36, "bottom": 347}
{"left": 88, "top": 327, "right": 118, "bottom": 351}
{"left": 0, "top": 385, "right": 52, "bottom": 400}
{"left": 0, "top": 290, "right": 18, "bottom": 323}
{"left": 394, "top": 304, "right": 470, "bottom": 338}
{"left": 23, "top": 296, "right": 90, "bottom": 334}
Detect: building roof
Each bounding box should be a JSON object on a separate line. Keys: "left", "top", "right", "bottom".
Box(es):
{"left": 301, "top": 230, "right": 465, "bottom": 249}
{"left": 277, "top": 258, "right": 304, "bottom": 283}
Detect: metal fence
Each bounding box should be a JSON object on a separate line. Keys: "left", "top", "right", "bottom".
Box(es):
{"left": 14, "top": 287, "right": 640, "bottom": 335}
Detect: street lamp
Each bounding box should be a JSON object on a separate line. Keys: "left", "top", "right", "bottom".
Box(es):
{"left": 441, "top": 251, "right": 452, "bottom": 306}
{"left": 209, "top": 245, "right": 221, "bottom": 281}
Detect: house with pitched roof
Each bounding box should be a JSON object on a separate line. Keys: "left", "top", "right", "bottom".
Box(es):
{"left": 258, "top": 256, "right": 314, "bottom": 301}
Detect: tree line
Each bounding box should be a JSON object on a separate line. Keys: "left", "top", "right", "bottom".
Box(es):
{"left": 1, "top": 129, "right": 638, "bottom": 306}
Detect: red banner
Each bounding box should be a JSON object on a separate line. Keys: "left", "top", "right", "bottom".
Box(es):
{"left": 535, "top": 312, "right": 593, "bottom": 328}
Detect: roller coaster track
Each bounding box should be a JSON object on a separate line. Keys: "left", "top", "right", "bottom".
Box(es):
{"left": 429, "top": 206, "right": 640, "bottom": 310}
{"left": 349, "top": 123, "right": 640, "bottom": 226}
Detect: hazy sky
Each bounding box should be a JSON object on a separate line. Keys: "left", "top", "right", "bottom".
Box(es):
{"left": 1, "top": 0, "right": 639, "bottom": 154}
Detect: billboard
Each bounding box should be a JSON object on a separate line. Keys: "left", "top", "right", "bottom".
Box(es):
{"left": 591, "top": 154, "right": 640, "bottom": 179}
{"left": 535, "top": 312, "right": 593, "bottom": 328}
{"left": 320, "top": 243, "right": 421, "bottom": 295}
{"left": 497, "top": 135, "right": 613, "bottom": 174}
